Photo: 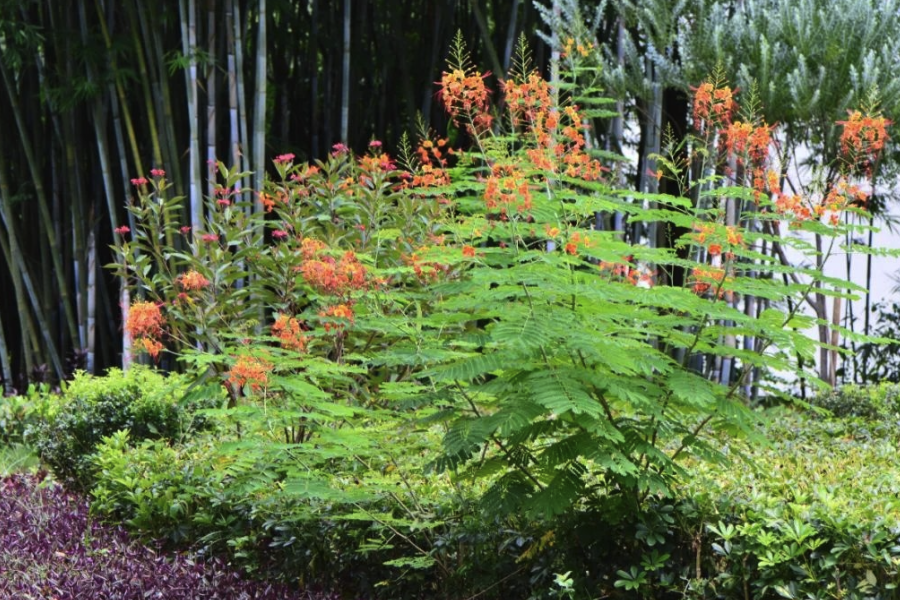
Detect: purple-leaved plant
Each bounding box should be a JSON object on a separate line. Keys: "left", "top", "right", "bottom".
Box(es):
{"left": 0, "top": 475, "right": 343, "bottom": 599}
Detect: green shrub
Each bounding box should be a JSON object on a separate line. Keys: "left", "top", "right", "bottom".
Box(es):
{"left": 36, "top": 367, "right": 221, "bottom": 489}
{"left": 87, "top": 418, "right": 549, "bottom": 599}
{"left": 575, "top": 407, "right": 900, "bottom": 599}
{"left": 811, "top": 382, "right": 900, "bottom": 419}
{"left": 90, "top": 430, "right": 225, "bottom": 543}
{"left": 0, "top": 385, "right": 57, "bottom": 445}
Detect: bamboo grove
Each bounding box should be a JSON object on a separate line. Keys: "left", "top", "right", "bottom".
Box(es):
{"left": 0, "top": 0, "right": 899, "bottom": 392}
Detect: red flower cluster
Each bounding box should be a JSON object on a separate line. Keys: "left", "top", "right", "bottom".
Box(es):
{"left": 273, "top": 153, "right": 295, "bottom": 164}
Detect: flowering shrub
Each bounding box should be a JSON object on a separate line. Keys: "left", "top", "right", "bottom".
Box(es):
{"left": 407, "top": 40, "right": 890, "bottom": 521}
{"left": 107, "top": 33, "right": 892, "bottom": 596}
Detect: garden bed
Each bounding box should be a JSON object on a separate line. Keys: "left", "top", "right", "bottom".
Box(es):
{"left": 0, "top": 474, "right": 338, "bottom": 600}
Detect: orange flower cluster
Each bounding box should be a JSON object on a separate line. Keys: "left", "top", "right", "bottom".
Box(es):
{"left": 125, "top": 301, "right": 165, "bottom": 360}
{"left": 484, "top": 164, "right": 532, "bottom": 215}
{"left": 722, "top": 121, "right": 772, "bottom": 165}
{"left": 272, "top": 314, "right": 307, "bottom": 352}
{"left": 359, "top": 152, "right": 396, "bottom": 176}
{"left": 599, "top": 257, "right": 654, "bottom": 288}
{"left": 561, "top": 37, "right": 594, "bottom": 59}
{"left": 726, "top": 226, "right": 743, "bottom": 246}
{"left": 135, "top": 338, "right": 164, "bottom": 359}
{"left": 410, "top": 138, "right": 451, "bottom": 188}
{"left": 319, "top": 304, "right": 355, "bottom": 333}
{"left": 692, "top": 223, "right": 744, "bottom": 259}
{"left": 772, "top": 179, "right": 867, "bottom": 226}
{"left": 300, "top": 250, "right": 368, "bottom": 295}
{"left": 178, "top": 270, "right": 211, "bottom": 291}
{"left": 838, "top": 110, "right": 890, "bottom": 172}
{"left": 439, "top": 68, "right": 491, "bottom": 127}
{"left": 259, "top": 192, "right": 275, "bottom": 212}
{"left": 692, "top": 223, "right": 716, "bottom": 245}
{"left": 690, "top": 266, "right": 730, "bottom": 297}
{"left": 564, "top": 231, "right": 593, "bottom": 256}
{"left": 503, "top": 72, "right": 553, "bottom": 128}
{"left": 692, "top": 81, "right": 736, "bottom": 132}
{"left": 227, "top": 354, "right": 273, "bottom": 393}
{"left": 405, "top": 249, "right": 451, "bottom": 282}
{"left": 502, "top": 73, "right": 604, "bottom": 181}
{"left": 300, "top": 238, "right": 327, "bottom": 260}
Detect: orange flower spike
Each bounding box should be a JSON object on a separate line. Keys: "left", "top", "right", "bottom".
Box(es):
{"left": 708, "top": 243, "right": 722, "bottom": 257}
{"left": 712, "top": 87, "right": 735, "bottom": 121}
{"left": 723, "top": 121, "right": 753, "bottom": 157}
{"left": 692, "top": 82, "right": 714, "bottom": 128}
{"left": 462, "top": 245, "right": 476, "bottom": 257}
{"left": 692, "top": 80, "right": 736, "bottom": 131}
{"left": 748, "top": 124, "right": 773, "bottom": 164}
{"left": 766, "top": 170, "right": 781, "bottom": 195}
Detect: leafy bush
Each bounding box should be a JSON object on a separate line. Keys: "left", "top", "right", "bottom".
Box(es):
{"left": 530, "top": 407, "right": 900, "bottom": 598}
{"left": 36, "top": 367, "right": 221, "bottom": 489}
{"left": 811, "top": 382, "right": 900, "bottom": 419}
{"left": 0, "top": 384, "right": 56, "bottom": 445}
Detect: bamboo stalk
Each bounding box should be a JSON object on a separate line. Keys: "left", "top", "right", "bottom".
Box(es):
{"left": 252, "top": 0, "right": 267, "bottom": 204}
{"left": 0, "top": 59, "right": 79, "bottom": 352}
{"left": 469, "top": 0, "right": 505, "bottom": 80}
{"left": 207, "top": 4, "right": 218, "bottom": 199}
{"left": 181, "top": 0, "right": 203, "bottom": 233}
{"left": 340, "top": 0, "right": 350, "bottom": 144}
{"left": 0, "top": 156, "right": 64, "bottom": 380}
{"left": 0, "top": 152, "right": 38, "bottom": 379}
{"left": 234, "top": 0, "right": 249, "bottom": 192}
